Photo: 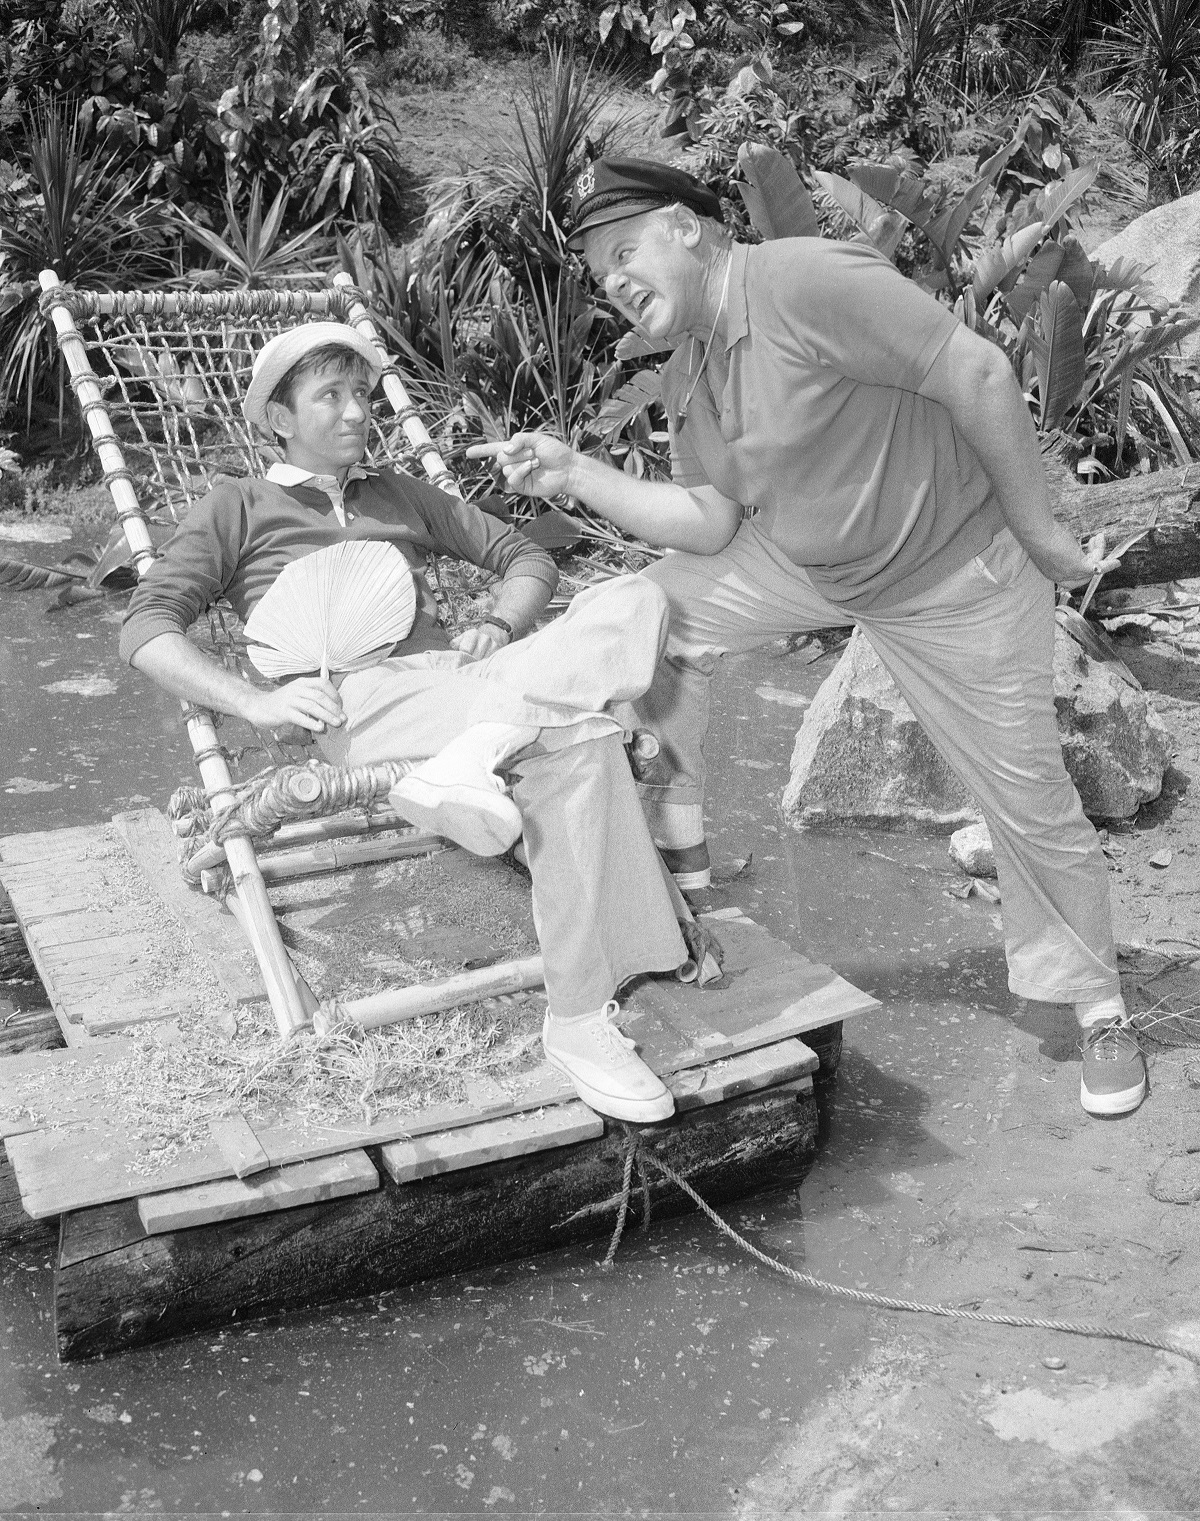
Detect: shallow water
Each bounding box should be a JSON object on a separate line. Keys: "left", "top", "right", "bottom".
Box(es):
{"left": 0, "top": 543, "right": 1024, "bottom": 1513}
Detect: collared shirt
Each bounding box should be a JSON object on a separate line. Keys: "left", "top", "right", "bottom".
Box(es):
{"left": 120, "top": 467, "right": 557, "bottom": 666}
{"left": 661, "top": 238, "right": 1003, "bottom": 613}
{"left": 265, "top": 461, "right": 375, "bottom": 527}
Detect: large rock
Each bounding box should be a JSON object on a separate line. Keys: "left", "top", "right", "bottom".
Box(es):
{"left": 782, "top": 627, "right": 1174, "bottom": 830}
{"left": 1053, "top": 624, "right": 1175, "bottom": 818}
{"left": 781, "top": 631, "right": 979, "bottom": 830}
{"left": 1091, "top": 190, "right": 1200, "bottom": 370}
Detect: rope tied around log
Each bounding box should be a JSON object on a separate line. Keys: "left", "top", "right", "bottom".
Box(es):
{"left": 602, "top": 1130, "right": 1200, "bottom": 1367}
{"left": 168, "top": 757, "right": 416, "bottom": 862}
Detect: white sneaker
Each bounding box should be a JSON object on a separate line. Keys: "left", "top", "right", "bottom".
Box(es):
{"left": 543, "top": 1002, "right": 674, "bottom": 1124}
{"left": 389, "top": 722, "right": 535, "bottom": 856}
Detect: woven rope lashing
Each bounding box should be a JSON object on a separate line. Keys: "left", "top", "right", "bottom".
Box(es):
{"left": 171, "top": 759, "right": 419, "bottom": 883}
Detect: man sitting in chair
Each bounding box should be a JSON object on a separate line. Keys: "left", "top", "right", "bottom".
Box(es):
{"left": 120, "top": 321, "right": 693, "bottom": 1125}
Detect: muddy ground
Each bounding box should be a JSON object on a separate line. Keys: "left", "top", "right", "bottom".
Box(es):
{"left": 2, "top": 521, "right": 1200, "bottom": 1515}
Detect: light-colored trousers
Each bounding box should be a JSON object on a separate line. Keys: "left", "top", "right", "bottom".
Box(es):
{"left": 635, "top": 521, "right": 1120, "bottom": 1008}
{"left": 316, "top": 576, "right": 687, "bottom": 1018}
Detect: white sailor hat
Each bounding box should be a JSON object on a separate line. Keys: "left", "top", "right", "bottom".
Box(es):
{"left": 242, "top": 322, "right": 383, "bottom": 434}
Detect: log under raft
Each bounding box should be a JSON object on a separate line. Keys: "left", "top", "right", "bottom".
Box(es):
{"left": 0, "top": 809, "right": 871, "bottom": 1362}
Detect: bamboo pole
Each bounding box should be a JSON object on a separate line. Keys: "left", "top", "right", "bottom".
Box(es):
{"left": 40, "top": 270, "right": 310, "bottom": 1040}
{"left": 181, "top": 813, "right": 434, "bottom": 882}
{"left": 313, "top": 955, "right": 546, "bottom": 1035}
{"left": 199, "top": 830, "right": 443, "bottom": 892}
{"left": 331, "top": 272, "right": 463, "bottom": 498}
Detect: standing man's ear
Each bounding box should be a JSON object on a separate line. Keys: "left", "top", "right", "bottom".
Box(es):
{"left": 670, "top": 205, "right": 704, "bottom": 248}
{"left": 265, "top": 399, "right": 295, "bottom": 441}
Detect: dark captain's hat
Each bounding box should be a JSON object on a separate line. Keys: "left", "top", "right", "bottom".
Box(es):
{"left": 567, "top": 156, "right": 723, "bottom": 248}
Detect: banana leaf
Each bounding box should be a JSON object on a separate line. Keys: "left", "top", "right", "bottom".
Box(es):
{"left": 1087, "top": 315, "right": 1200, "bottom": 403}
{"left": 923, "top": 178, "right": 990, "bottom": 270}
{"left": 0, "top": 557, "right": 87, "bottom": 590}
{"left": 615, "top": 331, "right": 673, "bottom": 361}
{"left": 1030, "top": 280, "right": 1085, "bottom": 431}
{"left": 736, "top": 144, "right": 819, "bottom": 241}
{"left": 1035, "top": 164, "right": 1098, "bottom": 232}
{"left": 589, "top": 370, "right": 662, "bottom": 444}
{"left": 1005, "top": 241, "right": 1066, "bottom": 323}
{"left": 1093, "top": 254, "right": 1153, "bottom": 296}
{"left": 812, "top": 172, "right": 905, "bottom": 260}
{"left": 970, "top": 222, "right": 1045, "bottom": 306}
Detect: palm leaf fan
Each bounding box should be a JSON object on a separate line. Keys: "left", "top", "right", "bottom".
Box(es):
{"left": 244, "top": 541, "right": 418, "bottom": 679}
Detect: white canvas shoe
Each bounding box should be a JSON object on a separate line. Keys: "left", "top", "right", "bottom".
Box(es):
{"left": 389, "top": 722, "right": 535, "bottom": 856}
{"left": 543, "top": 1002, "right": 674, "bottom": 1124}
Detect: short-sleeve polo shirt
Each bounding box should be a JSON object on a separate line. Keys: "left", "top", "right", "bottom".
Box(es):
{"left": 662, "top": 237, "right": 1004, "bottom": 612}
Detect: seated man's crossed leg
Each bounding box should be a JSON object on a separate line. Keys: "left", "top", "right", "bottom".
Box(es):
{"left": 318, "top": 574, "right": 690, "bottom": 1124}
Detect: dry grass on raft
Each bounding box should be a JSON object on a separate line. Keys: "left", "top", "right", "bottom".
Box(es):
{"left": 3, "top": 994, "right": 548, "bottom": 1178}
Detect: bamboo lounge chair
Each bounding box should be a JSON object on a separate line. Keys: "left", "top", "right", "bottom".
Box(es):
{"left": 38, "top": 267, "right": 550, "bottom": 1040}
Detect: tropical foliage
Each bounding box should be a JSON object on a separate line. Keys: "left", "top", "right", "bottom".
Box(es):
{"left": 0, "top": 0, "right": 1198, "bottom": 514}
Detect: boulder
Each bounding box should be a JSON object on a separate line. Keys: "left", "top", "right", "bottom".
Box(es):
{"left": 1053, "top": 623, "right": 1175, "bottom": 819}
{"left": 783, "top": 627, "right": 1174, "bottom": 830}
{"left": 1090, "top": 190, "right": 1200, "bottom": 370}
{"left": 949, "top": 821, "right": 996, "bottom": 878}
{"left": 781, "top": 631, "right": 979, "bottom": 831}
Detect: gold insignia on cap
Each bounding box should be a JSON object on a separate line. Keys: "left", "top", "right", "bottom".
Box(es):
{"left": 577, "top": 165, "right": 595, "bottom": 198}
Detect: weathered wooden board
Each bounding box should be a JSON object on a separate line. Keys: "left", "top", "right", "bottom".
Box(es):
{"left": 669, "top": 1036, "right": 816, "bottom": 1112}
{"left": 55, "top": 1080, "right": 820, "bottom": 1361}
{"left": 621, "top": 909, "right": 874, "bottom": 1070}
{"left": 138, "top": 1150, "right": 378, "bottom": 1234}
{"left": 110, "top": 809, "right": 263, "bottom": 1005}
{"left": 382, "top": 1101, "right": 604, "bottom": 1184}
{"left": 380, "top": 1038, "right": 816, "bottom": 1186}
{"left": 210, "top": 1114, "right": 272, "bottom": 1179}
{"left": 0, "top": 818, "right": 262, "bottom": 1033}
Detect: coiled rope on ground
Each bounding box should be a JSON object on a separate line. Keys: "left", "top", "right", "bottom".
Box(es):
{"left": 601, "top": 1130, "right": 1200, "bottom": 1368}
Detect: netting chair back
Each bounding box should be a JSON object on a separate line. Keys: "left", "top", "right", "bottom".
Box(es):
{"left": 41, "top": 277, "right": 458, "bottom": 528}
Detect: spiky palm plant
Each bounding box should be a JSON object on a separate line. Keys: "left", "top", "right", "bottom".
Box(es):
{"left": 1090, "top": 0, "right": 1200, "bottom": 148}
{"left": 0, "top": 102, "right": 170, "bottom": 429}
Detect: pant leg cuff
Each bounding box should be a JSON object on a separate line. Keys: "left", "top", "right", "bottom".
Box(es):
{"left": 1008, "top": 975, "right": 1122, "bottom": 1005}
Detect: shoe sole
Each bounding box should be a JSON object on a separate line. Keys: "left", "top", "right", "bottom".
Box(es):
{"left": 1080, "top": 1074, "right": 1147, "bottom": 1116}
{"left": 545, "top": 1051, "right": 675, "bottom": 1125}
{"left": 390, "top": 777, "right": 521, "bottom": 857}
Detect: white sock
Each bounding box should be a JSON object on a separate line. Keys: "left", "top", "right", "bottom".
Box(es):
{"left": 1076, "top": 992, "right": 1127, "bottom": 1029}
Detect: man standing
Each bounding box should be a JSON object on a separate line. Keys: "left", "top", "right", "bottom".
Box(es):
{"left": 122, "top": 322, "right": 691, "bottom": 1124}
{"left": 470, "top": 156, "right": 1146, "bottom": 1119}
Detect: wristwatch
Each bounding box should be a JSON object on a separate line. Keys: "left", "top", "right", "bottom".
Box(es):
{"left": 476, "top": 615, "right": 514, "bottom": 640}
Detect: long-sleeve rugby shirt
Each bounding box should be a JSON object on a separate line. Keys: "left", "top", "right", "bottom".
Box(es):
{"left": 119, "top": 467, "right": 558, "bottom": 666}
